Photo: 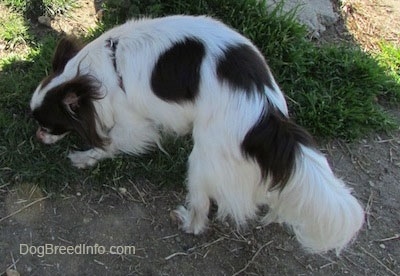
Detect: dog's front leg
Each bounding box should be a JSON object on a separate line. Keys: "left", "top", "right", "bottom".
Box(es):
{"left": 173, "top": 193, "right": 210, "bottom": 235}
{"left": 68, "top": 147, "right": 115, "bottom": 169}
{"left": 173, "top": 147, "right": 210, "bottom": 234}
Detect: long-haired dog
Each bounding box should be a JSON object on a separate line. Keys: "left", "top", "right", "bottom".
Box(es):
{"left": 30, "top": 15, "right": 364, "bottom": 253}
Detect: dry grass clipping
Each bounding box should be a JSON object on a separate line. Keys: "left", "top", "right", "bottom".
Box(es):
{"left": 341, "top": 0, "right": 400, "bottom": 52}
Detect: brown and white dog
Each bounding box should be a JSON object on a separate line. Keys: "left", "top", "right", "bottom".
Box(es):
{"left": 30, "top": 15, "right": 364, "bottom": 253}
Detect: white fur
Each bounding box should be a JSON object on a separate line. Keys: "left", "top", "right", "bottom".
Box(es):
{"left": 31, "top": 15, "right": 364, "bottom": 253}
{"left": 263, "top": 146, "right": 364, "bottom": 253}
{"left": 35, "top": 127, "right": 68, "bottom": 144}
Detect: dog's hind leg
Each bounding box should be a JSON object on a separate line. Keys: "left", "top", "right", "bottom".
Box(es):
{"left": 173, "top": 146, "right": 210, "bottom": 234}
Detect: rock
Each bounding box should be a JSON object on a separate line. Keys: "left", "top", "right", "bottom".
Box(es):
{"left": 118, "top": 187, "right": 127, "bottom": 195}
{"left": 96, "top": 9, "right": 104, "bottom": 21}
{"left": 6, "top": 269, "right": 20, "bottom": 276}
{"left": 267, "top": 0, "right": 339, "bottom": 37}
{"left": 38, "top": 15, "right": 51, "bottom": 27}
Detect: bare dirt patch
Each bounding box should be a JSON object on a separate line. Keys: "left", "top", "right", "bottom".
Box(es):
{"left": 48, "top": 0, "right": 100, "bottom": 36}
{"left": 1, "top": 1, "right": 400, "bottom": 275}
{"left": 342, "top": 0, "right": 400, "bottom": 51}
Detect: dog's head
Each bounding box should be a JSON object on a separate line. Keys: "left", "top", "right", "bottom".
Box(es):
{"left": 30, "top": 37, "right": 105, "bottom": 147}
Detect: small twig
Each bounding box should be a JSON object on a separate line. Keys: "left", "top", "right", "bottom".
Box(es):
{"left": 160, "top": 234, "right": 178, "bottom": 240}
{"left": 203, "top": 249, "right": 211, "bottom": 258}
{"left": 374, "top": 234, "right": 400, "bottom": 243}
{"left": 10, "top": 252, "right": 17, "bottom": 270}
{"left": 57, "top": 237, "right": 73, "bottom": 244}
{"left": 175, "top": 236, "right": 224, "bottom": 255}
{"left": 389, "top": 148, "right": 394, "bottom": 163}
{"left": 86, "top": 205, "right": 99, "bottom": 216}
{"left": 0, "top": 195, "right": 50, "bottom": 223}
{"left": 360, "top": 246, "right": 399, "bottom": 276}
{"left": 0, "top": 182, "right": 11, "bottom": 189}
{"left": 0, "top": 255, "right": 20, "bottom": 276}
{"left": 294, "top": 255, "right": 309, "bottom": 269}
{"left": 356, "top": 159, "right": 370, "bottom": 175}
{"left": 128, "top": 179, "right": 147, "bottom": 204}
{"left": 93, "top": 259, "right": 107, "bottom": 267}
{"left": 164, "top": 237, "right": 226, "bottom": 260}
{"left": 339, "top": 140, "right": 355, "bottom": 163}
{"left": 320, "top": 262, "right": 335, "bottom": 269}
{"left": 232, "top": 230, "right": 249, "bottom": 243}
{"left": 199, "top": 237, "right": 225, "bottom": 249}
{"left": 343, "top": 255, "right": 362, "bottom": 269}
{"left": 164, "top": 252, "right": 188, "bottom": 260}
{"left": 232, "top": 241, "right": 273, "bottom": 276}
{"left": 376, "top": 138, "right": 396, "bottom": 144}
{"left": 365, "top": 190, "right": 374, "bottom": 229}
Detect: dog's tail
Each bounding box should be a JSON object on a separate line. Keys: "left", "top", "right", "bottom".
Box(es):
{"left": 269, "top": 145, "right": 365, "bottom": 253}
{"left": 242, "top": 108, "right": 364, "bottom": 253}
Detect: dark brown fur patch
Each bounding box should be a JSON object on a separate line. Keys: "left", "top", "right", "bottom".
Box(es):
{"left": 151, "top": 37, "right": 205, "bottom": 102}
{"left": 217, "top": 43, "right": 274, "bottom": 94}
{"left": 41, "top": 36, "right": 84, "bottom": 88}
{"left": 241, "top": 108, "right": 315, "bottom": 191}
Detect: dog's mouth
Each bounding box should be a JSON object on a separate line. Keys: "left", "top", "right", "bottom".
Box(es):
{"left": 36, "top": 126, "right": 69, "bottom": 144}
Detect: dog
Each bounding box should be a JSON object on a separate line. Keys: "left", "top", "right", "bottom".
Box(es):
{"left": 30, "top": 15, "right": 364, "bottom": 253}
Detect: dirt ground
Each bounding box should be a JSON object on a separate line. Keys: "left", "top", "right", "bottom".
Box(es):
{"left": 1, "top": 1, "right": 400, "bottom": 275}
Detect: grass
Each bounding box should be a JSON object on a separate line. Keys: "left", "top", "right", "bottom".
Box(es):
{"left": 0, "top": 8, "right": 30, "bottom": 48}
{"left": 3, "top": 0, "right": 78, "bottom": 16}
{"left": 285, "top": 45, "right": 397, "bottom": 138}
{"left": 377, "top": 42, "right": 400, "bottom": 93}
{"left": 1, "top": 0, "right": 400, "bottom": 191}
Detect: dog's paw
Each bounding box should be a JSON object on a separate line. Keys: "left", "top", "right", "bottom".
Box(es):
{"left": 171, "top": 205, "right": 207, "bottom": 235}
{"left": 261, "top": 211, "right": 280, "bottom": 226}
{"left": 68, "top": 151, "right": 99, "bottom": 169}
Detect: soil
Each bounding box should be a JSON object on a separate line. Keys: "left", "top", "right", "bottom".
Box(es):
{"left": 1, "top": 1, "right": 400, "bottom": 275}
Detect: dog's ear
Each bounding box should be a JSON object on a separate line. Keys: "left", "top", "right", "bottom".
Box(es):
{"left": 52, "top": 36, "right": 83, "bottom": 74}
{"left": 59, "top": 76, "right": 106, "bottom": 148}
{"left": 63, "top": 92, "right": 80, "bottom": 114}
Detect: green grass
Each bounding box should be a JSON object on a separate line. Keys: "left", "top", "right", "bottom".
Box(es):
{"left": 284, "top": 45, "right": 397, "bottom": 138}
{"left": 0, "top": 8, "right": 30, "bottom": 48}
{"left": 1, "top": 0, "right": 26, "bottom": 13}
{"left": 3, "top": 0, "right": 78, "bottom": 17}
{"left": 1, "top": 0, "right": 400, "bottom": 191}
{"left": 377, "top": 42, "right": 400, "bottom": 98}
{"left": 42, "top": 0, "right": 79, "bottom": 16}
